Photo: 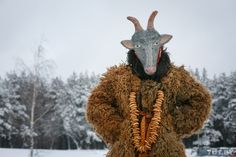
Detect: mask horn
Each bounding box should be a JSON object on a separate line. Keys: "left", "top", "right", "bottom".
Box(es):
{"left": 147, "top": 10, "right": 158, "bottom": 30}
{"left": 127, "top": 16, "right": 144, "bottom": 32}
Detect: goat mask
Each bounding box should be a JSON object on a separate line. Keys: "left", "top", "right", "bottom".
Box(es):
{"left": 121, "top": 11, "right": 172, "bottom": 75}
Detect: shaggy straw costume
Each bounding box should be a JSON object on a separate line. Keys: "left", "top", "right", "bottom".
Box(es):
{"left": 86, "top": 11, "right": 211, "bottom": 157}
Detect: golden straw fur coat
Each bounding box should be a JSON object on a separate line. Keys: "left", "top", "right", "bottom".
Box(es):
{"left": 86, "top": 64, "right": 211, "bottom": 157}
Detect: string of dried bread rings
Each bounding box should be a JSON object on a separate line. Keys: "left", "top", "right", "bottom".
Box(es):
{"left": 129, "top": 90, "right": 164, "bottom": 156}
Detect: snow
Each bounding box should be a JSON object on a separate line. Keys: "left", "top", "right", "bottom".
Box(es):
{"left": 0, "top": 149, "right": 107, "bottom": 157}
{"left": 0, "top": 148, "right": 196, "bottom": 157}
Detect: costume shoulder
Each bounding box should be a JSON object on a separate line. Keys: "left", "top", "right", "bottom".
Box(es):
{"left": 169, "top": 64, "right": 192, "bottom": 79}
{"left": 161, "top": 64, "right": 194, "bottom": 91}
{"left": 170, "top": 64, "right": 210, "bottom": 99}
{"left": 98, "top": 64, "right": 132, "bottom": 87}
{"left": 102, "top": 64, "right": 131, "bottom": 78}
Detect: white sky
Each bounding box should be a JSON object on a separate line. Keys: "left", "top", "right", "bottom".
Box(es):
{"left": 0, "top": 0, "right": 236, "bottom": 79}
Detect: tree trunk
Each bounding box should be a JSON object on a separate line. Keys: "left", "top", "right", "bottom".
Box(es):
{"left": 30, "top": 77, "right": 37, "bottom": 157}
{"left": 67, "top": 135, "right": 71, "bottom": 149}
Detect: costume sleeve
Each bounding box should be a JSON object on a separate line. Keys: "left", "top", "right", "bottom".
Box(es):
{"left": 172, "top": 67, "right": 212, "bottom": 138}
{"left": 86, "top": 67, "right": 123, "bottom": 144}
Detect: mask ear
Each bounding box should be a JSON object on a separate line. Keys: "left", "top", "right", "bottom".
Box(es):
{"left": 160, "top": 34, "right": 172, "bottom": 45}
{"left": 121, "top": 40, "right": 134, "bottom": 49}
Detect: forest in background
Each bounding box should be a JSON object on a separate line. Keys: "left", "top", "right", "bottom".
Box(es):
{"left": 0, "top": 49, "right": 236, "bottom": 150}
{"left": 0, "top": 67, "right": 104, "bottom": 149}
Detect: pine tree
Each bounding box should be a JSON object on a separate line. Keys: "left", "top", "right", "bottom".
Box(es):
{"left": 194, "top": 68, "right": 201, "bottom": 81}
{"left": 45, "top": 77, "right": 67, "bottom": 149}
{"left": 51, "top": 72, "right": 103, "bottom": 149}
{"left": 62, "top": 72, "right": 92, "bottom": 149}
{"left": 224, "top": 72, "right": 236, "bottom": 146}
{"left": 201, "top": 68, "right": 209, "bottom": 87}
{"left": 0, "top": 72, "right": 29, "bottom": 147}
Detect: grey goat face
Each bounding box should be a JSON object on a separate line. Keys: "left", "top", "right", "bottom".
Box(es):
{"left": 121, "top": 11, "right": 172, "bottom": 75}
{"left": 132, "top": 29, "right": 161, "bottom": 75}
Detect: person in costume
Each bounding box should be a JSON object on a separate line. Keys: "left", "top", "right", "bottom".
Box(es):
{"left": 86, "top": 10, "right": 211, "bottom": 157}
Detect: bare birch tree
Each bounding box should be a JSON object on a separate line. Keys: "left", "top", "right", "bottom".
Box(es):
{"left": 19, "top": 44, "right": 55, "bottom": 157}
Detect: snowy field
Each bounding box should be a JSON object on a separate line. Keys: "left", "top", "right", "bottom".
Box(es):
{"left": 0, "top": 149, "right": 108, "bottom": 157}
{"left": 0, "top": 148, "right": 195, "bottom": 157}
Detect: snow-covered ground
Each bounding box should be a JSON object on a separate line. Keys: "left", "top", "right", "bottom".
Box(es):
{"left": 0, "top": 148, "right": 195, "bottom": 157}
{"left": 0, "top": 149, "right": 107, "bottom": 157}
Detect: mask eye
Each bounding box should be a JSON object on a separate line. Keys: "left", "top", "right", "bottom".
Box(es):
{"left": 134, "top": 44, "right": 141, "bottom": 48}
{"left": 154, "top": 41, "right": 159, "bottom": 45}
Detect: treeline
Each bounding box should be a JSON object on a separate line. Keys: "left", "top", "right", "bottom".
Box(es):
{"left": 0, "top": 70, "right": 105, "bottom": 149}
{"left": 0, "top": 66, "right": 236, "bottom": 149}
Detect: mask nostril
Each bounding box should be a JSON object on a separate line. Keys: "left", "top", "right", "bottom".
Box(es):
{"left": 144, "top": 66, "right": 156, "bottom": 75}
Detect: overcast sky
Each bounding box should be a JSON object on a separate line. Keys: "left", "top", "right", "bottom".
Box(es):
{"left": 0, "top": 0, "right": 236, "bottom": 79}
